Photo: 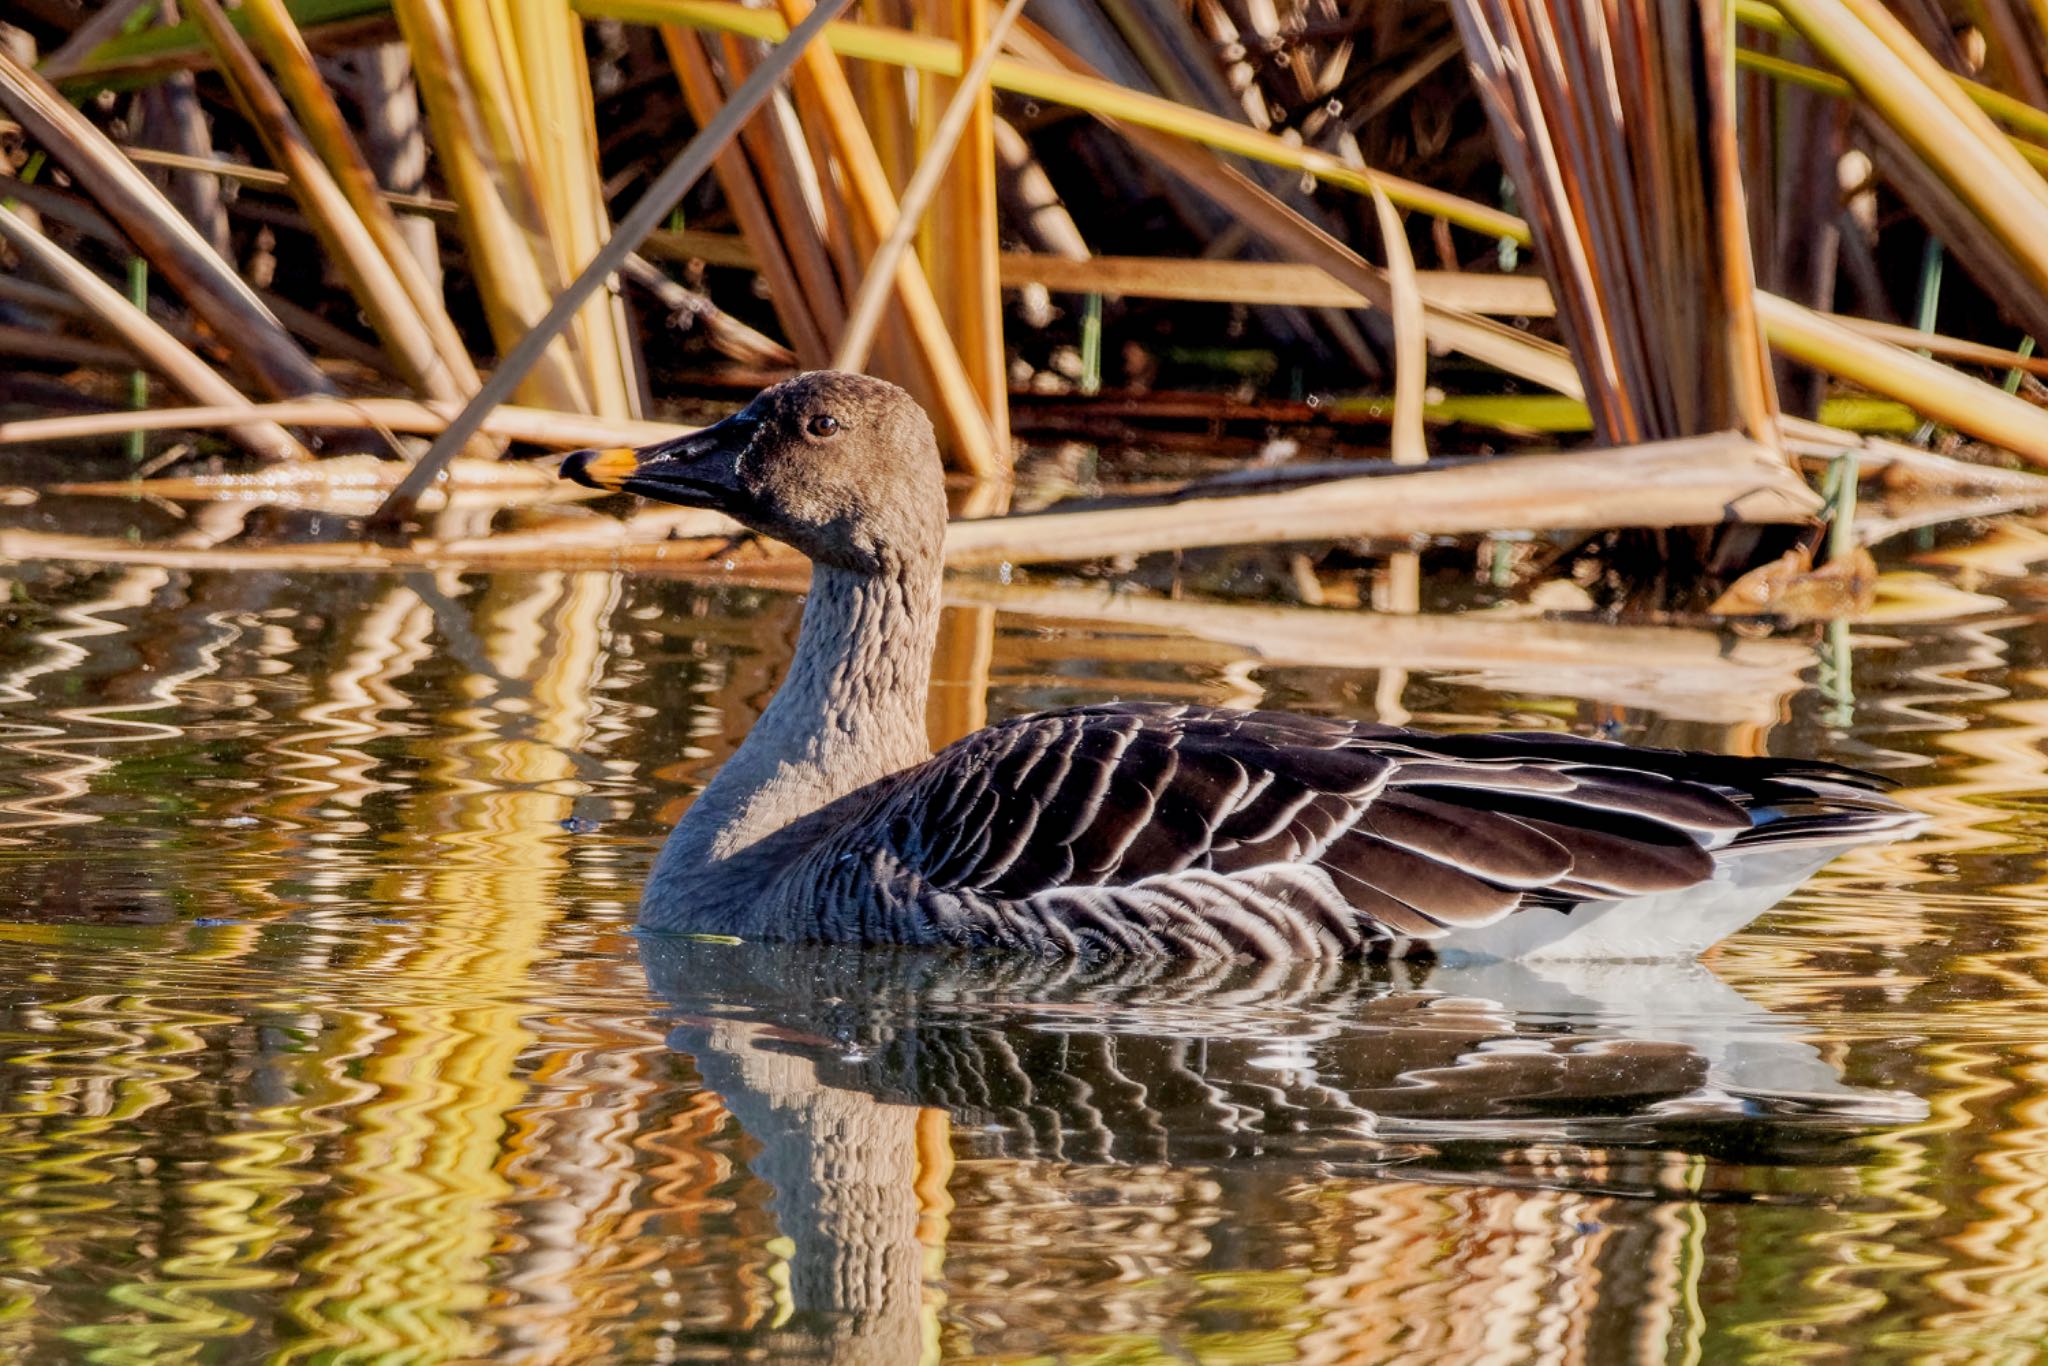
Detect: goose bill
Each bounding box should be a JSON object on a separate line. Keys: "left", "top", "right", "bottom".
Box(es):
{"left": 559, "top": 408, "right": 760, "bottom": 510}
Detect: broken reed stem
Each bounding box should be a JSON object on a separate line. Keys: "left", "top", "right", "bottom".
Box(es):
{"left": 830, "top": 0, "right": 1028, "bottom": 372}
{"left": 1369, "top": 185, "right": 1427, "bottom": 467}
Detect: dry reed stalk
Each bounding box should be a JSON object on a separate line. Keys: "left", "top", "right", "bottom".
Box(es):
{"left": 505, "top": 0, "right": 642, "bottom": 419}
{"left": 943, "top": 434, "right": 1820, "bottom": 567}
{"left": 1756, "top": 293, "right": 2048, "bottom": 464}
{"left": 44, "top": 1, "right": 399, "bottom": 85}
{"left": 925, "top": 0, "right": 1009, "bottom": 455}
{"left": 1731, "top": 45, "right": 2048, "bottom": 170}
{"left": 1134, "top": 131, "right": 1584, "bottom": 395}
{"left": 992, "top": 116, "right": 1090, "bottom": 262}
{"left": 335, "top": 42, "right": 444, "bottom": 284}
{"left": 74, "top": 143, "right": 461, "bottom": 216}
{"left": 859, "top": 0, "right": 919, "bottom": 194}
{"left": 770, "top": 31, "right": 872, "bottom": 335}
{"left": 0, "top": 276, "right": 95, "bottom": 320}
{"left": 1856, "top": 114, "right": 2048, "bottom": 344}
{"left": 580, "top": 0, "right": 1527, "bottom": 237}
{"left": 257, "top": 286, "right": 410, "bottom": 379}
{"left": 995, "top": 18, "right": 1584, "bottom": 396}
{"left": 1449, "top": 0, "right": 1780, "bottom": 451}
{"left": 134, "top": 8, "right": 232, "bottom": 260}
{"left": 1370, "top": 187, "right": 1427, "bottom": 468}
{"left": 186, "top": 0, "right": 475, "bottom": 404}
{"left": 36, "top": 0, "right": 158, "bottom": 81}
{"left": 830, "top": 0, "right": 1028, "bottom": 373}
{"left": 0, "top": 325, "right": 160, "bottom": 370}
{"left": 59, "top": 0, "right": 2048, "bottom": 255}
{"left": 999, "top": 253, "right": 2048, "bottom": 385}
{"left": 237, "top": 0, "right": 476, "bottom": 390}
{"left": 0, "top": 398, "right": 686, "bottom": 451}
{"left": 995, "top": 254, "right": 1558, "bottom": 315}
{"left": 387, "top": 0, "right": 593, "bottom": 414}
{"left": 371, "top": 0, "right": 854, "bottom": 524}
{"left": 608, "top": 0, "right": 2048, "bottom": 454}
{"left": 641, "top": 226, "right": 761, "bottom": 269}
{"left": 1832, "top": 321, "right": 2048, "bottom": 377}
{"left": 0, "top": 47, "right": 330, "bottom": 401}
{"left": 663, "top": 27, "right": 834, "bottom": 366}
{"left": 53, "top": 452, "right": 573, "bottom": 503}
{"left": 722, "top": 33, "right": 852, "bottom": 347}
{"left": 1776, "top": 0, "right": 2048, "bottom": 325}
{"left": 0, "top": 204, "right": 308, "bottom": 462}
{"left": 618, "top": 254, "right": 798, "bottom": 367}
{"left": 771, "top": 0, "right": 1003, "bottom": 478}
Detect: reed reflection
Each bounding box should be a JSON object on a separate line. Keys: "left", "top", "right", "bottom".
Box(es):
{"left": 2, "top": 558, "right": 2047, "bottom": 1361}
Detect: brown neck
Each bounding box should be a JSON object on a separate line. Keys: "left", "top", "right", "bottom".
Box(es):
{"left": 647, "top": 550, "right": 941, "bottom": 917}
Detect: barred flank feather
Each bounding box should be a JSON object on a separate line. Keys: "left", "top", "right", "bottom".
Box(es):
{"left": 800, "top": 701, "right": 1919, "bottom": 958}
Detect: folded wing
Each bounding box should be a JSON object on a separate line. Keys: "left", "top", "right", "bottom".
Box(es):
{"left": 856, "top": 702, "right": 1906, "bottom": 955}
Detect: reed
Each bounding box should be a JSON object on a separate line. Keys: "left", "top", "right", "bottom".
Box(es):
{"left": 7, "top": 0, "right": 2048, "bottom": 594}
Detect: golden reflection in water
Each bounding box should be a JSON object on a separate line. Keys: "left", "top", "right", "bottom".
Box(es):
{"left": 0, "top": 561, "right": 2045, "bottom": 1360}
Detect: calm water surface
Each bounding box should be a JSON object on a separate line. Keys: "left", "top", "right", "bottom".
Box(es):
{"left": 0, "top": 543, "right": 2044, "bottom": 1363}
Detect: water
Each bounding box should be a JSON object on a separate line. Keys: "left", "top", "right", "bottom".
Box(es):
{"left": 0, "top": 548, "right": 2042, "bottom": 1362}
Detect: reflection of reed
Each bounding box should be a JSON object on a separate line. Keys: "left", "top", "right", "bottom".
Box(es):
{"left": 0, "top": 567, "right": 181, "bottom": 837}
{"left": 1287, "top": 1180, "right": 1696, "bottom": 1365}
{"left": 0, "top": 943, "right": 377, "bottom": 1360}
{"left": 268, "top": 582, "right": 435, "bottom": 821}
{"left": 275, "top": 571, "right": 616, "bottom": 1360}
{"left": 926, "top": 604, "right": 994, "bottom": 749}
{"left": 1708, "top": 616, "right": 2048, "bottom": 1360}
{"left": 2, "top": 564, "right": 2046, "bottom": 1360}
{"left": 951, "top": 579, "right": 1814, "bottom": 724}
{"left": 494, "top": 1007, "right": 671, "bottom": 1363}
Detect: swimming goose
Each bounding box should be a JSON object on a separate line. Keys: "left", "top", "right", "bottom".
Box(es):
{"left": 563, "top": 371, "right": 1917, "bottom": 960}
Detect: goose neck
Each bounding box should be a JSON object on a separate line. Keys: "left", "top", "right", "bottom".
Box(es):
{"left": 651, "top": 554, "right": 940, "bottom": 917}
{"left": 773, "top": 557, "right": 940, "bottom": 768}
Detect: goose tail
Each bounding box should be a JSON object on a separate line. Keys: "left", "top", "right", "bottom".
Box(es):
{"left": 1726, "top": 769, "right": 1925, "bottom": 852}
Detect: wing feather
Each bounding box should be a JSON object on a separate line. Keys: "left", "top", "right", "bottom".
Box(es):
{"left": 839, "top": 701, "right": 1901, "bottom": 954}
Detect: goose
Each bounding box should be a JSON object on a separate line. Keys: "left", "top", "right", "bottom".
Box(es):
{"left": 563, "top": 371, "right": 1918, "bottom": 961}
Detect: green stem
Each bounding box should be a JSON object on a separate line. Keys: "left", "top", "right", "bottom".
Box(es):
{"left": 127, "top": 256, "right": 149, "bottom": 464}
{"left": 2005, "top": 335, "right": 2038, "bottom": 395}
{"left": 1825, "top": 450, "right": 1859, "bottom": 565}
{"left": 1822, "top": 617, "right": 1854, "bottom": 728}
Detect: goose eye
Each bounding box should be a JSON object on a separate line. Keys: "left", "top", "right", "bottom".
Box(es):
{"left": 806, "top": 414, "right": 841, "bottom": 438}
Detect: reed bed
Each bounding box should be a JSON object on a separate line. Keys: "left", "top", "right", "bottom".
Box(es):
{"left": 5, "top": 0, "right": 2048, "bottom": 601}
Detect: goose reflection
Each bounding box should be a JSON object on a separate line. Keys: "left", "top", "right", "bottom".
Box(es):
{"left": 640, "top": 941, "right": 1923, "bottom": 1363}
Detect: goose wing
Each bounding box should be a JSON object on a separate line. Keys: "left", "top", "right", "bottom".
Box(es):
{"left": 858, "top": 702, "right": 1899, "bottom": 953}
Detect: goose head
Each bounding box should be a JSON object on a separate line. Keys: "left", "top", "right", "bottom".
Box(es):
{"left": 561, "top": 370, "right": 947, "bottom": 573}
